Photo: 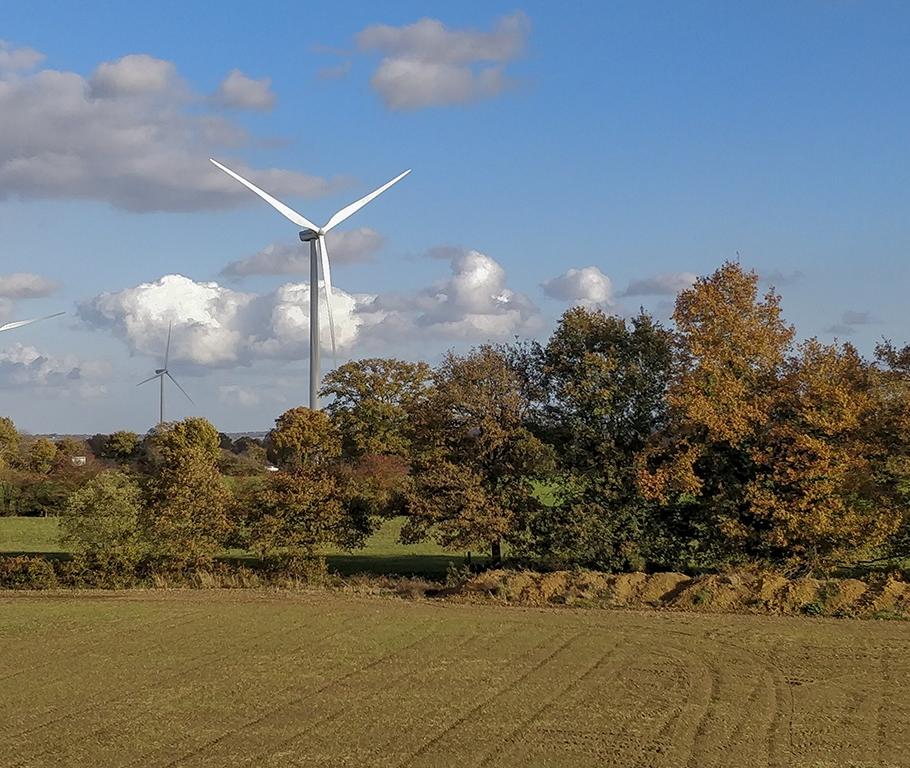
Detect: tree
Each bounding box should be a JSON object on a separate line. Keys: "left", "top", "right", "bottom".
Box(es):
{"left": 404, "top": 346, "right": 552, "bottom": 562}
{"left": 737, "top": 340, "right": 901, "bottom": 567}
{"left": 61, "top": 471, "right": 144, "bottom": 569}
{"left": 27, "top": 439, "right": 58, "bottom": 474}
{"left": 321, "top": 358, "right": 432, "bottom": 459}
{"left": 0, "top": 417, "right": 20, "bottom": 466}
{"left": 266, "top": 407, "right": 341, "bottom": 470}
{"left": 246, "top": 467, "right": 353, "bottom": 558}
{"left": 636, "top": 262, "right": 795, "bottom": 568}
{"left": 514, "top": 308, "right": 675, "bottom": 570}
{"left": 143, "top": 418, "right": 231, "bottom": 567}
{"left": 103, "top": 431, "right": 141, "bottom": 461}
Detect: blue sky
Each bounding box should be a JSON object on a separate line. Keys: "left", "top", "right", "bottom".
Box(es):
{"left": 1, "top": 1, "right": 908, "bottom": 433}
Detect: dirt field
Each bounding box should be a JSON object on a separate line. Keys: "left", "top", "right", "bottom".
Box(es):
{"left": 1, "top": 591, "right": 909, "bottom": 767}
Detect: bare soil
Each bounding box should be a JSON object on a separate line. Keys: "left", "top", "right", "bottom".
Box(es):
{"left": 1, "top": 590, "right": 909, "bottom": 767}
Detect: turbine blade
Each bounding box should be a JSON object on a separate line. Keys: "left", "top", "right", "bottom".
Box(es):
{"left": 164, "top": 321, "right": 172, "bottom": 369}
{"left": 137, "top": 373, "right": 161, "bottom": 387}
{"left": 0, "top": 311, "right": 65, "bottom": 333}
{"left": 323, "top": 169, "right": 411, "bottom": 232}
{"left": 166, "top": 371, "right": 194, "bottom": 405}
{"left": 210, "top": 158, "right": 319, "bottom": 231}
{"left": 318, "top": 234, "right": 337, "bottom": 363}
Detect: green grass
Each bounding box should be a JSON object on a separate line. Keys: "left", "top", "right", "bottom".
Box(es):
{"left": 2, "top": 590, "right": 907, "bottom": 767}
{"left": 0, "top": 515, "right": 474, "bottom": 578}
{"left": 0, "top": 515, "right": 63, "bottom": 554}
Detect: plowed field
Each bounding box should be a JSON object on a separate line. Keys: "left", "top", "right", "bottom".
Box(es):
{"left": 1, "top": 591, "right": 908, "bottom": 767}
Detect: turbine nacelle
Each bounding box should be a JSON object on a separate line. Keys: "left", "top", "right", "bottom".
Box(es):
{"left": 299, "top": 229, "right": 320, "bottom": 242}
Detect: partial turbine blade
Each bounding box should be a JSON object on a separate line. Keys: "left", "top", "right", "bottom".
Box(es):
{"left": 166, "top": 371, "right": 195, "bottom": 405}
{"left": 210, "top": 159, "right": 319, "bottom": 231}
{"left": 0, "top": 311, "right": 65, "bottom": 333}
{"left": 164, "top": 321, "right": 172, "bottom": 369}
{"left": 137, "top": 373, "right": 161, "bottom": 387}
{"left": 323, "top": 169, "right": 411, "bottom": 232}
{"left": 317, "top": 234, "right": 337, "bottom": 363}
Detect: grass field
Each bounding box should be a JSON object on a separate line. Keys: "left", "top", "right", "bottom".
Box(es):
{"left": 0, "top": 516, "right": 472, "bottom": 577}
{"left": 1, "top": 591, "right": 909, "bottom": 767}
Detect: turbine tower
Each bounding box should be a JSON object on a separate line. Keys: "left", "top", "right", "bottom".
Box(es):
{"left": 210, "top": 158, "right": 410, "bottom": 409}
{"left": 137, "top": 323, "right": 193, "bottom": 425}
{"left": 0, "top": 312, "right": 65, "bottom": 333}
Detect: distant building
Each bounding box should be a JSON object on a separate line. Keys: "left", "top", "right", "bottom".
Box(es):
{"left": 71, "top": 456, "right": 87, "bottom": 467}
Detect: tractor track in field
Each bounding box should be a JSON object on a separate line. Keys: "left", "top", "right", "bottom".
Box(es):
{"left": 475, "top": 638, "right": 625, "bottom": 767}
{"left": 394, "top": 629, "right": 584, "bottom": 768}
{"left": 2, "top": 619, "right": 356, "bottom": 768}
{"left": 231, "top": 627, "right": 488, "bottom": 768}
{"left": 154, "top": 620, "right": 439, "bottom": 768}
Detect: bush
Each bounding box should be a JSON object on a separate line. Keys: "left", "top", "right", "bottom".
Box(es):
{"left": 0, "top": 556, "right": 58, "bottom": 589}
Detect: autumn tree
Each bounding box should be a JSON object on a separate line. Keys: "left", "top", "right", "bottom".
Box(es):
{"left": 737, "top": 340, "right": 902, "bottom": 566}
{"left": 143, "top": 418, "right": 231, "bottom": 567}
{"left": 321, "top": 358, "right": 432, "bottom": 459}
{"left": 637, "top": 262, "right": 795, "bottom": 568}
{"left": 870, "top": 339, "right": 910, "bottom": 557}
{"left": 404, "top": 346, "right": 553, "bottom": 562}
{"left": 514, "top": 308, "right": 675, "bottom": 570}
{"left": 266, "top": 407, "right": 341, "bottom": 470}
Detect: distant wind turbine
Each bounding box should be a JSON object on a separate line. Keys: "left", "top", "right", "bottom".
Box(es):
{"left": 137, "top": 323, "right": 193, "bottom": 425}
{"left": 210, "top": 158, "right": 410, "bottom": 409}
{"left": 0, "top": 312, "right": 65, "bottom": 333}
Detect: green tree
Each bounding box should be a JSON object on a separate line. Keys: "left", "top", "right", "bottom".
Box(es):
{"left": 143, "top": 418, "right": 231, "bottom": 567}
{"left": 0, "top": 417, "right": 20, "bottom": 466}
{"left": 514, "top": 308, "right": 674, "bottom": 570}
{"left": 27, "top": 439, "right": 58, "bottom": 474}
{"left": 321, "top": 358, "right": 432, "bottom": 459}
{"left": 246, "top": 467, "right": 353, "bottom": 558}
{"left": 405, "top": 346, "right": 552, "bottom": 562}
{"left": 61, "top": 471, "right": 144, "bottom": 569}
{"left": 103, "top": 431, "right": 141, "bottom": 461}
{"left": 266, "top": 407, "right": 341, "bottom": 470}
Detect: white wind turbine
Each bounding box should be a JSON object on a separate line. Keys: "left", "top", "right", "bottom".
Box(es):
{"left": 0, "top": 311, "right": 65, "bottom": 333}
{"left": 210, "top": 158, "right": 410, "bottom": 409}
{"left": 137, "top": 322, "right": 193, "bottom": 425}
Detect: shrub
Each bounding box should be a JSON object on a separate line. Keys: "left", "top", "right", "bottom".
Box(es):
{"left": 0, "top": 556, "right": 58, "bottom": 589}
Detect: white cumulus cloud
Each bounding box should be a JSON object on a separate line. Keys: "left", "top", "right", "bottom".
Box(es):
{"left": 542, "top": 266, "right": 614, "bottom": 308}
{"left": 221, "top": 228, "right": 385, "bottom": 278}
{"left": 77, "top": 274, "right": 372, "bottom": 366}
{"left": 0, "top": 40, "right": 44, "bottom": 72}
{"left": 356, "top": 12, "right": 529, "bottom": 110}
{"left": 80, "top": 249, "right": 538, "bottom": 366}
{"left": 622, "top": 272, "right": 698, "bottom": 297}
{"left": 0, "top": 343, "right": 109, "bottom": 398}
{"left": 0, "top": 45, "right": 335, "bottom": 211}
{"left": 0, "top": 273, "right": 59, "bottom": 299}
{"left": 214, "top": 69, "right": 275, "bottom": 111}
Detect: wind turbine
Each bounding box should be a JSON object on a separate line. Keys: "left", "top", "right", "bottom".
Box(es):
{"left": 0, "top": 312, "right": 65, "bottom": 332}
{"left": 210, "top": 158, "right": 410, "bottom": 409}
{"left": 137, "top": 323, "right": 193, "bottom": 425}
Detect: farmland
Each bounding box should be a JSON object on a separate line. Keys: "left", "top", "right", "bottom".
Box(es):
{"left": 2, "top": 590, "right": 909, "bottom": 767}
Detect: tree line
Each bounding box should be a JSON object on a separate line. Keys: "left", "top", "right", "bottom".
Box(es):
{"left": 4, "top": 260, "right": 910, "bottom": 577}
